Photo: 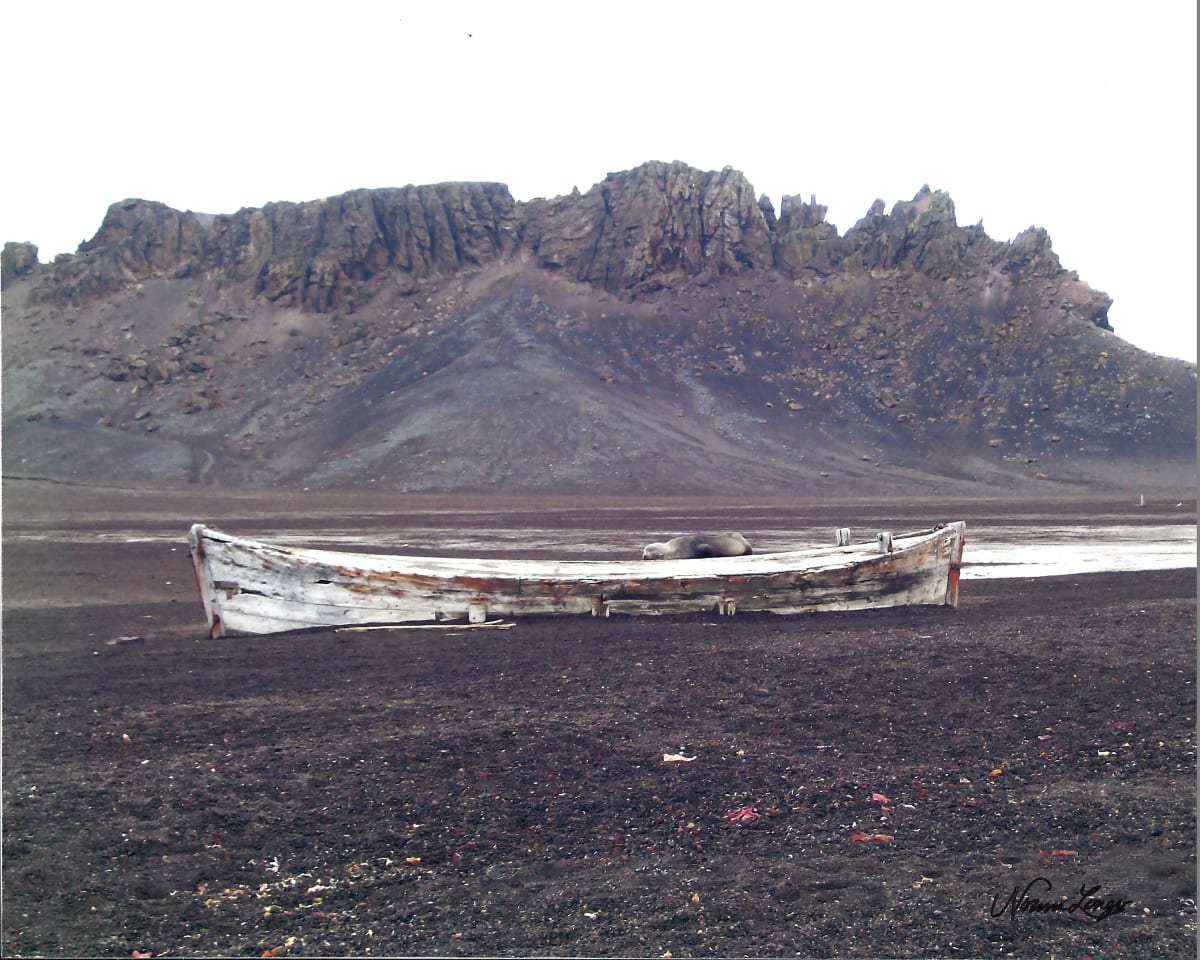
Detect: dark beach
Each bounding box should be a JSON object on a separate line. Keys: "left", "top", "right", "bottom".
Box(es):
{"left": 2, "top": 480, "right": 1195, "bottom": 958}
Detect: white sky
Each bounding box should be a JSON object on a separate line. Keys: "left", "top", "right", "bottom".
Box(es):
{"left": 3, "top": 0, "right": 1196, "bottom": 361}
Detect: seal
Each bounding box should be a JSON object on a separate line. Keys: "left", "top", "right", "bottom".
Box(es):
{"left": 641, "top": 532, "right": 753, "bottom": 560}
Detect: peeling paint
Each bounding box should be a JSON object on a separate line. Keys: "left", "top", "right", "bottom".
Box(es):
{"left": 189, "top": 522, "right": 966, "bottom": 637}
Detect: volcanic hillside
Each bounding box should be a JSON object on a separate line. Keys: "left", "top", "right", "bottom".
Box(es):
{"left": 2, "top": 161, "right": 1195, "bottom": 495}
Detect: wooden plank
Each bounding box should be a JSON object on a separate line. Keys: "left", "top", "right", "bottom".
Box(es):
{"left": 336, "top": 620, "right": 516, "bottom": 632}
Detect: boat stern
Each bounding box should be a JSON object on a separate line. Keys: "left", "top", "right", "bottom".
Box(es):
{"left": 188, "top": 524, "right": 225, "bottom": 638}
{"left": 942, "top": 521, "right": 967, "bottom": 608}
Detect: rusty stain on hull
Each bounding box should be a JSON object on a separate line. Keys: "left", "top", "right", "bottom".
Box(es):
{"left": 188, "top": 522, "right": 966, "bottom": 637}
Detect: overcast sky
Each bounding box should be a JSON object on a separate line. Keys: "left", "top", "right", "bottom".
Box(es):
{"left": 4, "top": 0, "right": 1195, "bottom": 361}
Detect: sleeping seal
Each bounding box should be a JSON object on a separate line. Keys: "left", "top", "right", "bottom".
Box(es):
{"left": 641, "top": 532, "right": 753, "bottom": 560}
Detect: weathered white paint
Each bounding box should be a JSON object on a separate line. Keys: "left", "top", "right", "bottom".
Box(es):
{"left": 188, "top": 522, "right": 966, "bottom": 637}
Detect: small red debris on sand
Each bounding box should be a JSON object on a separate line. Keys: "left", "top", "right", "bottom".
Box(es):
{"left": 723, "top": 807, "right": 760, "bottom": 823}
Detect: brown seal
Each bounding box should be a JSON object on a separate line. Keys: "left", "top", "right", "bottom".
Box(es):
{"left": 641, "top": 532, "right": 753, "bottom": 560}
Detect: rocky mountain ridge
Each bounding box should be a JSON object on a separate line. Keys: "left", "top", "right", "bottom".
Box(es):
{"left": 2, "top": 161, "right": 1194, "bottom": 495}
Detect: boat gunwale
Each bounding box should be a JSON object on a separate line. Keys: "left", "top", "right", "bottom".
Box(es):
{"left": 189, "top": 523, "right": 959, "bottom": 582}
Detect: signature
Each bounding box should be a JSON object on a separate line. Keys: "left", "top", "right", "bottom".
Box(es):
{"left": 990, "top": 877, "right": 1133, "bottom": 922}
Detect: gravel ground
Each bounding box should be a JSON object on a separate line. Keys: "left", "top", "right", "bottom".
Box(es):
{"left": 2, "top": 485, "right": 1195, "bottom": 958}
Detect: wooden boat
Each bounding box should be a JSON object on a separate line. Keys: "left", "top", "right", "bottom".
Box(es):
{"left": 188, "top": 521, "right": 966, "bottom": 637}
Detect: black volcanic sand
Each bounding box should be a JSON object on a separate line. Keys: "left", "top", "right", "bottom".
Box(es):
{"left": 2, "top": 484, "right": 1196, "bottom": 958}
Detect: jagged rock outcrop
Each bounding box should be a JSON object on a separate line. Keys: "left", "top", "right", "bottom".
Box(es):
{"left": 773, "top": 195, "right": 841, "bottom": 277}
{"left": 30, "top": 184, "right": 519, "bottom": 312}
{"left": 203, "top": 183, "right": 519, "bottom": 309}
{"left": 1, "top": 241, "right": 39, "bottom": 289}
{"left": 16, "top": 164, "right": 1112, "bottom": 332}
{"left": 522, "top": 161, "right": 774, "bottom": 293}
{"left": 47, "top": 199, "right": 210, "bottom": 303}
{"left": 840, "top": 186, "right": 971, "bottom": 278}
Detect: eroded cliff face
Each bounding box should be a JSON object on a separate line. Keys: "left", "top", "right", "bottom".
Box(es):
{"left": 10, "top": 162, "right": 1116, "bottom": 331}
{"left": 17, "top": 182, "right": 520, "bottom": 310}
{"left": 2, "top": 161, "right": 1192, "bottom": 495}
{"left": 522, "top": 162, "right": 775, "bottom": 293}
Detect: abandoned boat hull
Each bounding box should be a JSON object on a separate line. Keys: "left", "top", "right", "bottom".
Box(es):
{"left": 187, "top": 522, "right": 966, "bottom": 637}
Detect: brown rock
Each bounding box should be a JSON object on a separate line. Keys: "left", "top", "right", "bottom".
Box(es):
{"left": 206, "top": 183, "right": 518, "bottom": 310}
{"left": 773, "top": 195, "right": 842, "bottom": 276}
{"left": 2, "top": 241, "right": 39, "bottom": 289}
{"left": 523, "top": 161, "right": 773, "bottom": 294}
